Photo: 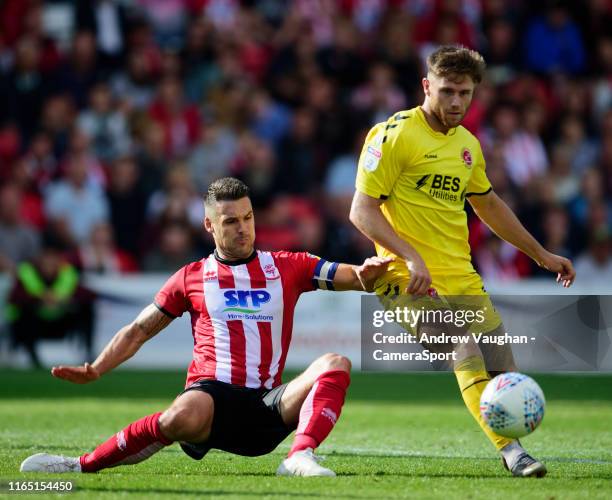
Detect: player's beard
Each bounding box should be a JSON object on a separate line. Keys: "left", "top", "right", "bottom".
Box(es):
{"left": 439, "top": 108, "right": 464, "bottom": 128}
{"left": 234, "top": 235, "right": 254, "bottom": 257}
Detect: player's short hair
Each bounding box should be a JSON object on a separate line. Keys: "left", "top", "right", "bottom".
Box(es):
{"left": 426, "top": 45, "right": 486, "bottom": 84}
{"left": 204, "top": 177, "right": 250, "bottom": 207}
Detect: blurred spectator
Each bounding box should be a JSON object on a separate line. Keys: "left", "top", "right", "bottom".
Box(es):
{"left": 1, "top": 36, "right": 48, "bottom": 140}
{"left": 135, "top": 122, "right": 169, "bottom": 197}
{"left": 233, "top": 132, "right": 277, "bottom": 207}
{"left": 291, "top": 0, "right": 337, "bottom": 48}
{"left": 306, "top": 75, "right": 352, "bottom": 157}
{"left": 249, "top": 89, "right": 292, "bottom": 148}
{"left": 523, "top": 2, "right": 586, "bottom": 75}
{"left": 475, "top": 235, "right": 531, "bottom": 282}
{"left": 351, "top": 63, "right": 407, "bottom": 124}
{"left": 462, "top": 81, "right": 495, "bottom": 137}
{"left": 569, "top": 168, "right": 612, "bottom": 227}
{"left": 574, "top": 229, "right": 612, "bottom": 284}
{"left": 555, "top": 114, "right": 599, "bottom": 174}
{"left": 143, "top": 221, "right": 199, "bottom": 272}
{"left": 593, "top": 37, "right": 612, "bottom": 125}
{"left": 148, "top": 76, "right": 201, "bottom": 159}
{"left": 201, "top": 0, "right": 240, "bottom": 32}
{"left": 255, "top": 196, "right": 324, "bottom": 253}
{"left": 107, "top": 156, "right": 148, "bottom": 258}
{"left": 484, "top": 103, "right": 548, "bottom": 187}
{"left": 147, "top": 163, "right": 204, "bottom": 230}
{"left": 182, "top": 18, "right": 220, "bottom": 103}
{"left": 77, "top": 82, "right": 131, "bottom": 163}
{"left": 0, "top": 183, "right": 40, "bottom": 272}
{"left": 276, "top": 107, "right": 322, "bottom": 195}
{"left": 539, "top": 205, "right": 573, "bottom": 264}
{"left": 317, "top": 17, "right": 364, "bottom": 90}
{"left": 412, "top": 0, "right": 479, "bottom": 50}
{"left": 9, "top": 158, "right": 46, "bottom": 229}
{"left": 483, "top": 18, "right": 519, "bottom": 85}
{"left": 111, "top": 49, "right": 156, "bottom": 111}
{"left": 39, "top": 94, "right": 76, "bottom": 159}
{"left": 73, "top": 222, "right": 137, "bottom": 274}
{"left": 548, "top": 144, "right": 580, "bottom": 204}
{"left": 75, "top": 0, "right": 129, "bottom": 70}
{"left": 136, "top": 0, "right": 188, "bottom": 49}
{"left": 378, "top": 15, "right": 421, "bottom": 98}
{"left": 322, "top": 131, "right": 373, "bottom": 262}
{"left": 21, "top": 130, "right": 58, "bottom": 193}
{"left": 189, "top": 124, "right": 238, "bottom": 195}
{"left": 54, "top": 31, "right": 103, "bottom": 110}
{"left": 0, "top": 123, "right": 22, "bottom": 174}
{"left": 43, "top": 156, "right": 109, "bottom": 246}
{"left": 63, "top": 128, "right": 107, "bottom": 190}
{"left": 6, "top": 235, "right": 95, "bottom": 367}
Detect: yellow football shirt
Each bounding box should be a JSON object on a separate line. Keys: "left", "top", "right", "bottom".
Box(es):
{"left": 355, "top": 106, "right": 492, "bottom": 295}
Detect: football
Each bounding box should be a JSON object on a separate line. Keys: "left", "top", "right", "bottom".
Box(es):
{"left": 480, "top": 372, "right": 546, "bottom": 439}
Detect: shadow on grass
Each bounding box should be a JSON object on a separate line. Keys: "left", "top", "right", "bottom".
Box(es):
{"left": 80, "top": 485, "right": 370, "bottom": 497}
{"left": 1, "top": 370, "right": 612, "bottom": 403}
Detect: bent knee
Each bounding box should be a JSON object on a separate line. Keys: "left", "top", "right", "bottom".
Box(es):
{"left": 318, "top": 352, "right": 352, "bottom": 373}
{"left": 159, "top": 397, "right": 212, "bottom": 442}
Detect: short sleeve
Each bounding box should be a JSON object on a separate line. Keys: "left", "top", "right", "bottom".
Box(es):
{"left": 154, "top": 266, "right": 188, "bottom": 318}
{"left": 465, "top": 144, "right": 492, "bottom": 196}
{"left": 274, "top": 252, "right": 339, "bottom": 293}
{"left": 355, "top": 123, "right": 403, "bottom": 200}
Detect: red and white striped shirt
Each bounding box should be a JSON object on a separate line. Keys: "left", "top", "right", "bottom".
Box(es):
{"left": 154, "top": 250, "right": 338, "bottom": 389}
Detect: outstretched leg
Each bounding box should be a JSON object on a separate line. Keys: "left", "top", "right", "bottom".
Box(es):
{"left": 20, "top": 390, "right": 214, "bottom": 473}
{"left": 454, "top": 325, "right": 546, "bottom": 477}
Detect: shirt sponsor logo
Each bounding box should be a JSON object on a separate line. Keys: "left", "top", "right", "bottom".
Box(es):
{"left": 415, "top": 173, "right": 462, "bottom": 202}
{"left": 223, "top": 290, "right": 271, "bottom": 313}
{"left": 462, "top": 147, "right": 473, "bottom": 168}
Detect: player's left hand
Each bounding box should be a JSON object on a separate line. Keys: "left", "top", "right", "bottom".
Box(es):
{"left": 537, "top": 251, "right": 576, "bottom": 287}
{"left": 356, "top": 256, "right": 394, "bottom": 292}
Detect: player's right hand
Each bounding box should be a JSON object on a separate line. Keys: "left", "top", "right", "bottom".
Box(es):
{"left": 405, "top": 254, "right": 432, "bottom": 296}
{"left": 51, "top": 362, "right": 100, "bottom": 384}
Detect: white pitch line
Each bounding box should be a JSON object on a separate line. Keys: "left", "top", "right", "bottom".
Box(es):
{"left": 315, "top": 446, "right": 612, "bottom": 465}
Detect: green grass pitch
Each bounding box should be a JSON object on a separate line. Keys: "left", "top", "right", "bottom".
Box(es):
{"left": 1, "top": 370, "right": 611, "bottom": 499}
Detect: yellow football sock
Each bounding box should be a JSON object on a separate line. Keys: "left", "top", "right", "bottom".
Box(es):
{"left": 454, "top": 355, "right": 513, "bottom": 450}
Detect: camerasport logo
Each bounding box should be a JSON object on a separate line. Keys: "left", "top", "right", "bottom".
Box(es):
{"left": 462, "top": 147, "right": 473, "bottom": 168}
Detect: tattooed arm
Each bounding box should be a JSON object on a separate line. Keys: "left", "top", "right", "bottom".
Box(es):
{"left": 51, "top": 304, "right": 174, "bottom": 384}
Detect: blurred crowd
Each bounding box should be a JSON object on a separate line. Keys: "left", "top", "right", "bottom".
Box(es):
{"left": 0, "top": 0, "right": 611, "bottom": 284}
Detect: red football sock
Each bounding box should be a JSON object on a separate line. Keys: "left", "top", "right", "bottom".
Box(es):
{"left": 289, "top": 370, "right": 350, "bottom": 457}
{"left": 80, "top": 412, "right": 173, "bottom": 472}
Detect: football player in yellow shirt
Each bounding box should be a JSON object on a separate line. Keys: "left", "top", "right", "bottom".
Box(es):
{"left": 350, "top": 45, "right": 575, "bottom": 477}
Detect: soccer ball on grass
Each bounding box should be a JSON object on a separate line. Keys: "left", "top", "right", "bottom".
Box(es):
{"left": 480, "top": 372, "right": 546, "bottom": 438}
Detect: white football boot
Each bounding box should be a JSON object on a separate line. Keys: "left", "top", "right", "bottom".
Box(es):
{"left": 276, "top": 448, "right": 336, "bottom": 477}
{"left": 20, "top": 453, "right": 82, "bottom": 473}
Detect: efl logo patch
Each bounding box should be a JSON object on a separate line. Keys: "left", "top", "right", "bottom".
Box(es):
{"left": 363, "top": 132, "right": 384, "bottom": 172}
{"left": 462, "top": 148, "right": 473, "bottom": 168}
{"left": 367, "top": 145, "right": 382, "bottom": 158}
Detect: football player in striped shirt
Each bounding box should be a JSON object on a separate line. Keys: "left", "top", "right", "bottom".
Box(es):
{"left": 20, "top": 177, "right": 392, "bottom": 477}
